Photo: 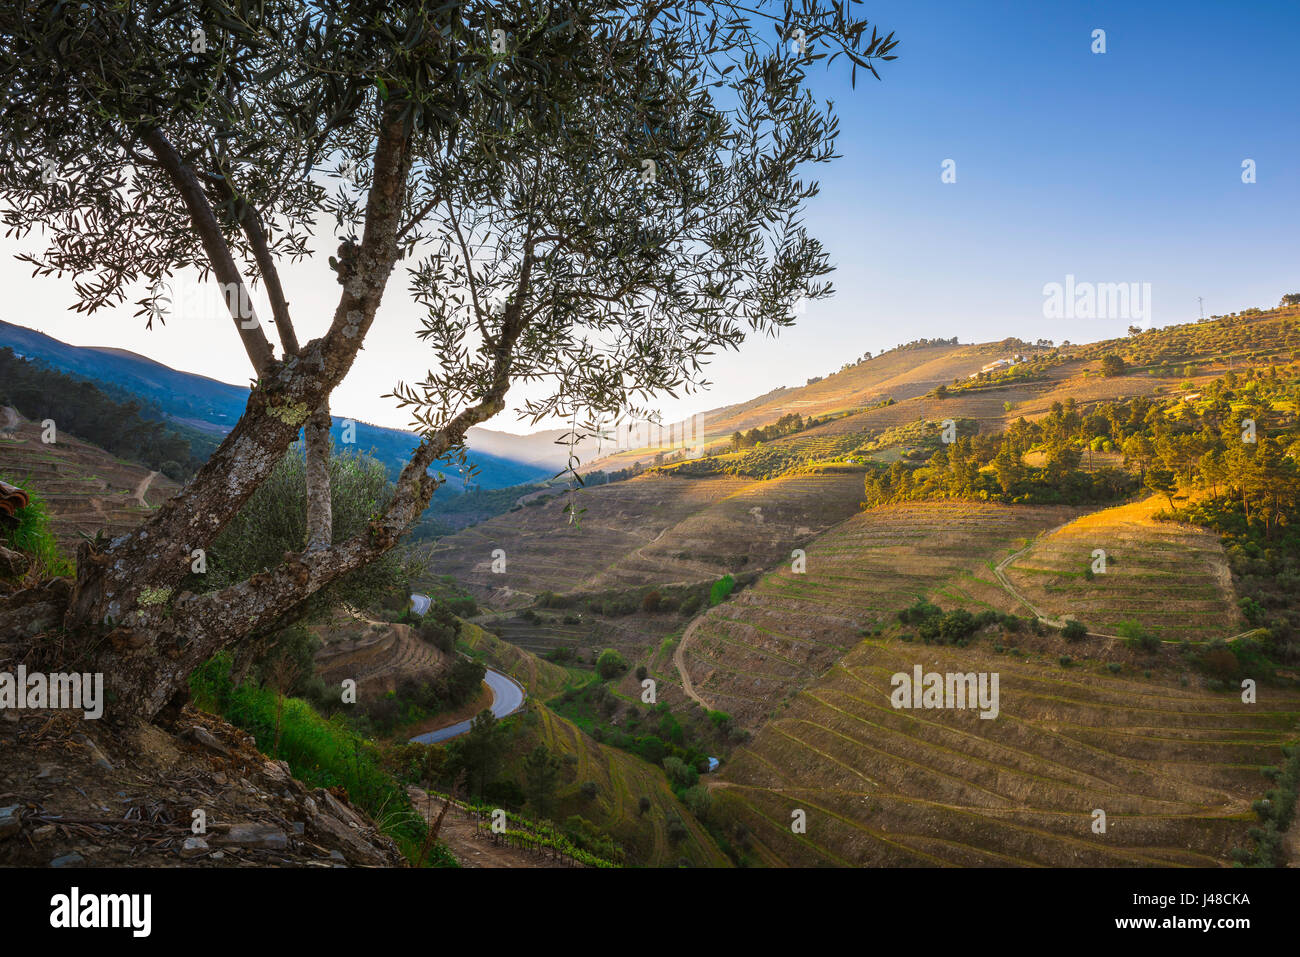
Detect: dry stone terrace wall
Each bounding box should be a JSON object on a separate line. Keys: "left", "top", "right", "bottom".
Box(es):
{"left": 715, "top": 635, "right": 1300, "bottom": 867}
{"left": 426, "top": 474, "right": 752, "bottom": 607}
{"left": 680, "top": 502, "right": 1082, "bottom": 727}
{"left": 587, "top": 472, "right": 865, "bottom": 591}
{"left": 1003, "top": 497, "right": 1244, "bottom": 642}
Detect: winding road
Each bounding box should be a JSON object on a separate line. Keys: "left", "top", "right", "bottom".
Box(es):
{"left": 406, "top": 593, "right": 526, "bottom": 744}
{"left": 133, "top": 470, "right": 159, "bottom": 508}
{"left": 409, "top": 668, "right": 526, "bottom": 744}
{"left": 674, "top": 615, "right": 713, "bottom": 711}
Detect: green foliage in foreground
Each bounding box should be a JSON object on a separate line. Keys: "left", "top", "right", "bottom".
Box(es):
{"left": 200, "top": 446, "right": 412, "bottom": 618}
{"left": 0, "top": 481, "right": 72, "bottom": 577}
{"left": 189, "top": 652, "right": 457, "bottom": 867}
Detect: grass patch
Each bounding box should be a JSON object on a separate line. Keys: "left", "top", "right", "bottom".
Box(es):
{"left": 189, "top": 652, "right": 456, "bottom": 866}
{"left": 0, "top": 480, "right": 73, "bottom": 577}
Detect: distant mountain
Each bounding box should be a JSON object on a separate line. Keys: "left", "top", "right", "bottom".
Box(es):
{"left": 466, "top": 425, "right": 597, "bottom": 472}
{"left": 0, "top": 320, "right": 549, "bottom": 491}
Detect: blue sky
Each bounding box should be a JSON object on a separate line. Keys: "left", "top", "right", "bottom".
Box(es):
{"left": 3, "top": 0, "right": 1297, "bottom": 431}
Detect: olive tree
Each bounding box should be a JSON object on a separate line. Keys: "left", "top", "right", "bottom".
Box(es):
{"left": 0, "top": 0, "right": 897, "bottom": 722}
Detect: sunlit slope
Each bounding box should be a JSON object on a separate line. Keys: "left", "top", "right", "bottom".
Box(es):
{"left": 791, "top": 358, "right": 1212, "bottom": 440}
{"left": 586, "top": 472, "right": 865, "bottom": 591}
{"left": 531, "top": 705, "right": 731, "bottom": 867}
{"left": 579, "top": 342, "right": 998, "bottom": 473}
{"left": 458, "top": 621, "right": 729, "bottom": 867}
{"left": 426, "top": 472, "right": 866, "bottom": 607}
{"left": 425, "top": 475, "right": 752, "bottom": 606}
{"left": 703, "top": 342, "right": 989, "bottom": 434}
{"left": 680, "top": 502, "right": 1081, "bottom": 726}
{"left": 458, "top": 619, "right": 574, "bottom": 700}
{"left": 1002, "top": 497, "right": 1244, "bottom": 642}
{"left": 714, "top": 635, "right": 1300, "bottom": 867}
{"left": 588, "top": 308, "right": 1300, "bottom": 474}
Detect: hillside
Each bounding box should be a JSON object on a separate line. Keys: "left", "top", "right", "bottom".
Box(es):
{"left": 419, "top": 306, "right": 1300, "bottom": 867}
{"left": 0, "top": 320, "right": 549, "bottom": 492}
{"left": 712, "top": 628, "right": 1300, "bottom": 866}
{"left": 453, "top": 621, "right": 730, "bottom": 867}
{"left": 676, "top": 501, "right": 1083, "bottom": 726}
{"left": 0, "top": 409, "right": 180, "bottom": 551}
{"left": 579, "top": 306, "right": 1300, "bottom": 475}
{"left": 1001, "top": 497, "right": 1245, "bottom": 643}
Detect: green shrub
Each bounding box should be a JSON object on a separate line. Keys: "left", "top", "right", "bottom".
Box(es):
{"left": 709, "top": 574, "right": 736, "bottom": 606}
{"left": 596, "top": 648, "right": 627, "bottom": 680}
{"left": 1117, "top": 619, "right": 1160, "bottom": 653}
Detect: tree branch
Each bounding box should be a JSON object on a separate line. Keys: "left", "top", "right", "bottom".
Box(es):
{"left": 201, "top": 165, "right": 300, "bottom": 356}
{"left": 304, "top": 402, "right": 332, "bottom": 551}
{"left": 140, "top": 127, "right": 275, "bottom": 373}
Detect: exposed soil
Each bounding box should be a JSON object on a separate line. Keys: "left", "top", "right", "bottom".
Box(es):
{"left": 0, "top": 704, "right": 405, "bottom": 868}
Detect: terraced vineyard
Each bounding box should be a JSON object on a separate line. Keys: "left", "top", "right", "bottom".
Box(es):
{"left": 312, "top": 615, "right": 451, "bottom": 701}
{"left": 714, "top": 634, "right": 1300, "bottom": 866}
{"left": 475, "top": 612, "right": 594, "bottom": 658}
{"left": 703, "top": 343, "right": 995, "bottom": 435}
{"left": 588, "top": 472, "right": 866, "bottom": 591}
{"left": 578, "top": 342, "right": 1001, "bottom": 474}
{"left": 679, "top": 502, "right": 1082, "bottom": 726}
{"left": 796, "top": 359, "right": 1209, "bottom": 444}
{"left": 428, "top": 471, "right": 867, "bottom": 605}
{"left": 458, "top": 622, "right": 727, "bottom": 867}
{"left": 1001, "top": 497, "right": 1244, "bottom": 642}
{"left": 458, "top": 620, "right": 574, "bottom": 700}
{"left": 529, "top": 704, "right": 731, "bottom": 867}
{"left": 0, "top": 415, "right": 179, "bottom": 550}
{"left": 424, "top": 474, "right": 752, "bottom": 606}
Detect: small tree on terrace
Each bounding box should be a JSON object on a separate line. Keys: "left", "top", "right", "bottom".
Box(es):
{"left": 0, "top": 1, "right": 897, "bottom": 723}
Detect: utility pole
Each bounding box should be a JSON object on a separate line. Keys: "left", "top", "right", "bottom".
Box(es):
{"left": 1196, "top": 296, "right": 1205, "bottom": 321}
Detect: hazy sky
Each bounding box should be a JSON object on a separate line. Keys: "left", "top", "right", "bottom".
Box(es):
{"left": 3, "top": 0, "right": 1297, "bottom": 433}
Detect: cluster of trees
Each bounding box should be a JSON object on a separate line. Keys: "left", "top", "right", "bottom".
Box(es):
{"left": 318, "top": 657, "right": 486, "bottom": 737}
{"left": 863, "top": 402, "right": 1138, "bottom": 507}
{"left": 728, "top": 412, "right": 811, "bottom": 450}
{"left": 0, "top": 348, "right": 206, "bottom": 478}
{"left": 666, "top": 431, "right": 863, "bottom": 480}
{"left": 552, "top": 682, "right": 732, "bottom": 792}
{"left": 1101, "top": 354, "right": 1127, "bottom": 377}
{"left": 868, "top": 368, "right": 1300, "bottom": 517}
{"left": 536, "top": 573, "right": 756, "bottom": 621}
{"left": 946, "top": 357, "right": 1060, "bottom": 396}
{"left": 891, "top": 336, "right": 960, "bottom": 353}
{"left": 898, "top": 599, "right": 1029, "bottom": 646}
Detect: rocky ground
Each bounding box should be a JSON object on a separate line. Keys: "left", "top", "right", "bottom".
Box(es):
{"left": 0, "top": 702, "right": 406, "bottom": 868}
